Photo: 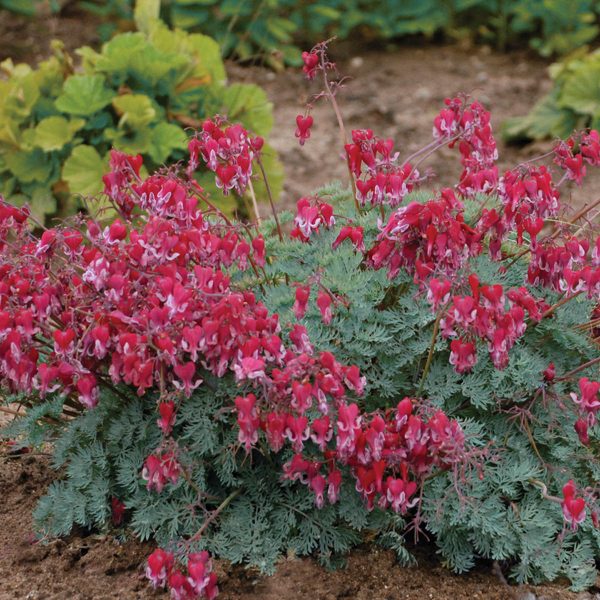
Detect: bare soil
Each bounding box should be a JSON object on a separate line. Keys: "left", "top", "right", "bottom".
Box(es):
{"left": 231, "top": 43, "right": 600, "bottom": 213}
{"left": 0, "top": 5, "right": 101, "bottom": 64}
{"left": 1, "top": 9, "right": 599, "bottom": 600}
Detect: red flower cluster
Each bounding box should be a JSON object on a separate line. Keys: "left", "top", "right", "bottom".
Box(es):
{"left": 147, "top": 548, "right": 218, "bottom": 600}
{"left": 236, "top": 392, "right": 466, "bottom": 513}
{"left": 553, "top": 130, "right": 600, "bottom": 185}
{"left": 292, "top": 284, "right": 339, "bottom": 324}
{"left": 102, "top": 150, "right": 144, "bottom": 217}
{"left": 142, "top": 449, "right": 182, "bottom": 492}
{"left": 570, "top": 377, "right": 600, "bottom": 445}
{"left": 187, "top": 118, "right": 263, "bottom": 195}
{"left": 498, "top": 166, "right": 559, "bottom": 245}
{"left": 433, "top": 97, "right": 498, "bottom": 197}
{"left": 0, "top": 178, "right": 275, "bottom": 407}
{"left": 345, "top": 129, "right": 420, "bottom": 207}
{"left": 290, "top": 196, "right": 335, "bottom": 241}
{"left": 368, "top": 189, "right": 481, "bottom": 280}
{"left": 528, "top": 236, "right": 600, "bottom": 300}
{"left": 226, "top": 344, "right": 467, "bottom": 518}
{"left": 234, "top": 349, "right": 366, "bottom": 454}
{"left": 438, "top": 280, "right": 548, "bottom": 372}
{"left": 332, "top": 226, "right": 364, "bottom": 252}
{"left": 301, "top": 50, "right": 320, "bottom": 80}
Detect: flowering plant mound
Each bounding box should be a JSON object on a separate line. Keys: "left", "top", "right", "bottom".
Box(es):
{"left": 1, "top": 41, "right": 600, "bottom": 597}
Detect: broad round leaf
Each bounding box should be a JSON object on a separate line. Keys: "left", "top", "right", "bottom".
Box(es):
{"left": 220, "top": 83, "right": 274, "bottom": 137}
{"left": 5, "top": 148, "right": 53, "bottom": 183}
{"left": 33, "top": 116, "right": 86, "bottom": 152}
{"left": 62, "top": 145, "right": 107, "bottom": 196}
{"left": 112, "top": 94, "right": 157, "bottom": 128}
{"left": 55, "top": 75, "right": 116, "bottom": 117}
{"left": 105, "top": 127, "right": 153, "bottom": 155}
{"left": 559, "top": 63, "right": 600, "bottom": 115}
{"left": 148, "top": 122, "right": 188, "bottom": 164}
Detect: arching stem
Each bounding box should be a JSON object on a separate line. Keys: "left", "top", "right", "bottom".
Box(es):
{"left": 247, "top": 179, "right": 262, "bottom": 225}
{"left": 417, "top": 312, "right": 442, "bottom": 398}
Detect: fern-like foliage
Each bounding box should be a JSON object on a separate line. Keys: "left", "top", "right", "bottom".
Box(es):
{"left": 2, "top": 186, "right": 599, "bottom": 590}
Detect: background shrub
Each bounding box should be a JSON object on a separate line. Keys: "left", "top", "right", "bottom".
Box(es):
{"left": 4, "top": 1, "right": 596, "bottom": 63}
{"left": 77, "top": 0, "right": 600, "bottom": 65}
{"left": 0, "top": 9, "right": 279, "bottom": 222}
{"left": 504, "top": 48, "right": 600, "bottom": 143}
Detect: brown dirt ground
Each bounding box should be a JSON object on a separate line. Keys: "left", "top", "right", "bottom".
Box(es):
{"left": 231, "top": 42, "right": 600, "bottom": 214}
{"left": 0, "top": 4, "right": 101, "bottom": 65}
{"left": 1, "top": 8, "right": 600, "bottom": 600}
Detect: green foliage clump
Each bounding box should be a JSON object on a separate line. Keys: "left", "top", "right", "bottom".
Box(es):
{"left": 3, "top": 0, "right": 598, "bottom": 63}
{"left": 78, "top": 0, "right": 600, "bottom": 66}
{"left": 504, "top": 48, "right": 600, "bottom": 143}
{"left": 505, "top": 0, "right": 599, "bottom": 57}
{"left": 0, "top": 0, "right": 59, "bottom": 16}
{"left": 0, "top": 14, "right": 277, "bottom": 221}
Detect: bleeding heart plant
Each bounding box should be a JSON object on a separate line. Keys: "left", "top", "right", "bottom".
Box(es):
{"left": 1, "top": 40, "right": 599, "bottom": 597}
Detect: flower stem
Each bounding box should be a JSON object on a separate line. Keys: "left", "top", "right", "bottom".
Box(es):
{"left": 320, "top": 54, "right": 357, "bottom": 206}
{"left": 192, "top": 189, "right": 266, "bottom": 292}
{"left": 256, "top": 156, "right": 283, "bottom": 241}
{"left": 417, "top": 312, "right": 442, "bottom": 398}
{"left": 247, "top": 179, "right": 262, "bottom": 225}
{"left": 541, "top": 291, "right": 583, "bottom": 321}
{"left": 189, "top": 488, "right": 242, "bottom": 543}
{"left": 529, "top": 478, "right": 561, "bottom": 503}
{"left": 557, "top": 356, "right": 600, "bottom": 381}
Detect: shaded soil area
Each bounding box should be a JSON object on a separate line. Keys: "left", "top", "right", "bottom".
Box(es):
{"left": 1, "top": 450, "right": 597, "bottom": 600}
{"left": 231, "top": 43, "right": 600, "bottom": 213}
{"left": 0, "top": 4, "right": 101, "bottom": 65}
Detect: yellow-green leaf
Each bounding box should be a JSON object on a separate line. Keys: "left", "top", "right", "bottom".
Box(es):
{"left": 55, "top": 74, "right": 116, "bottom": 117}
{"left": 112, "top": 94, "right": 157, "bottom": 128}
{"left": 5, "top": 148, "right": 53, "bottom": 183}
{"left": 220, "top": 83, "right": 273, "bottom": 137}
{"left": 105, "top": 127, "right": 153, "bottom": 155}
{"left": 148, "top": 122, "right": 188, "bottom": 164}
{"left": 134, "top": 0, "right": 161, "bottom": 34}
{"left": 62, "top": 145, "right": 107, "bottom": 196}
{"left": 33, "top": 116, "right": 86, "bottom": 152}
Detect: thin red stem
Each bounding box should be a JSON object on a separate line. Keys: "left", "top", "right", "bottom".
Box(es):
{"left": 319, "top": 53, "right": 357, "bottom": 207}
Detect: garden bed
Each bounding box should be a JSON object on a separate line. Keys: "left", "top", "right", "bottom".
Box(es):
{"left": 1, "top": 452, "right": 596, "bottom": 600}
{"left": 1, "top": 8, "right": 600, "bottom": 600}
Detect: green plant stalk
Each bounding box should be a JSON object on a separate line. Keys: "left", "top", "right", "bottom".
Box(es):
{"left": 247, "top": 178, "right": 262, "bottom": 225}
{"left": 320, "top": 52, "right": 357, "bottom": 206}
{"left": 256, "top": 155, "right": 283, "bottom": 241}
{"left": 189, "top": 488, "right": 242, "bottom": 543}
{"left": 417, "top": 311, "right": 442, "bottom": 398}
{"left": 557, "top": 356, "right": 600, "bottom": 381}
